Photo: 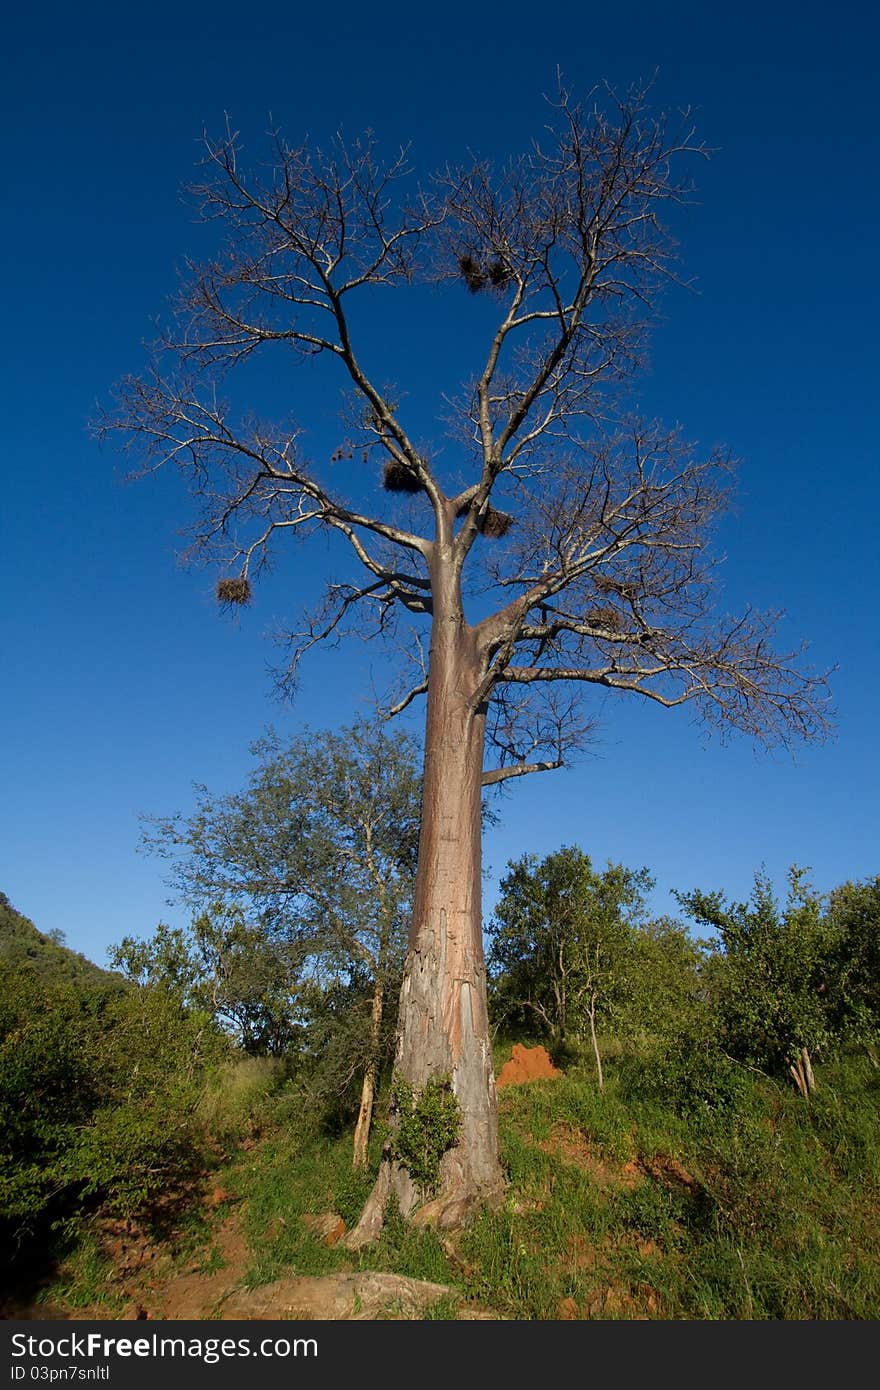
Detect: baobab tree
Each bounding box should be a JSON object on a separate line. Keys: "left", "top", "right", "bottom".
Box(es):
{"left": 103, "top": 82, "right": 832, "bottom": 1240}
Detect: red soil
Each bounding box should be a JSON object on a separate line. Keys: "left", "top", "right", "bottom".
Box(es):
{"left": 496, "top": 1043, "right": 561, "bottom": 1088}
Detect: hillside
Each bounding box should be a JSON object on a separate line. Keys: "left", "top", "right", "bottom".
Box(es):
{"left": 9, "top": 1043, "right": 880, "bottom": 1320}
{"left": 2, "top": 887, "right": 878, "bottom": 1320}
{"left": 0, "top": 891, "right": 123, "bottom": 989}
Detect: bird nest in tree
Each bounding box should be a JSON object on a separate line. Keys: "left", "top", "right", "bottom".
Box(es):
{"left": 216, "top": 576, "right": 252, "bottom": 605}
{"left": 487, "top": 259, "right": 511, "bottom": 288}
{"left": 586, "top": 604, "right": 623, "bottom": 630}
{"left": 477, "top": 507, "right": 513, "bottom": 539}
{"left": 458, "top": 253, "right": 486, "bottom": 292}
{"left": 458, "top": 253, "right": 511, "bottom": 294}
{"left": 383, "top": 459, "right": 423, "bottom": 493}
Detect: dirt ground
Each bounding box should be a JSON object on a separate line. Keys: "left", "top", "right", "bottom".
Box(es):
{"left": 5, "top": 1204, "right": 484, "bottom": 1320}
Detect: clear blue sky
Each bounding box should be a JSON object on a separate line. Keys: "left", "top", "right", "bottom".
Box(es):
{"left": 2, "top": 1, "right": 878, "bottom": 966}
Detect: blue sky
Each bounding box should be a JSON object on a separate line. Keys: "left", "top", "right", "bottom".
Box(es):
{"left": 2, "top": 1, "right": 878, "bottom": 965}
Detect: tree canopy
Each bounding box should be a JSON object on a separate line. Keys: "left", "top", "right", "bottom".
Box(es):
{"left": 103, "top": 83, "right": 831, "bottom": 768}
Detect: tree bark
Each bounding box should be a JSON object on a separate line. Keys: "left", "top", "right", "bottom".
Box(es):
{"left": 347, "top": 546, "right": 504, "bottom": 1243}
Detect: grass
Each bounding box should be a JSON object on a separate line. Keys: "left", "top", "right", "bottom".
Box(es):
{"left": 228, "top": 1093, "right": 456, "bottom": 1291}
{"left": 222, "top": 1045, "right": 880, "bottom": 1318}
{"left": 484, "top": 1049, "right": 879, "bottom": 1319}
{"left": 35, "top": 1231, "right": 124, "bottom": 1313}
{"left": 196, "top": 1056, "right": 288, "bottom": 1143}
{"left": 24, "top": 1045, "right": 880, "bottom": 1319}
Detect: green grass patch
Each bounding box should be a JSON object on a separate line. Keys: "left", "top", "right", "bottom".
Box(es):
{"left": 24, "top": 1046, "right": 880, "bottom": 1320}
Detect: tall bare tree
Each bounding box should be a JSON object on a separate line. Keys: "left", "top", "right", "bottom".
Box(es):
{"left": 103, "top": 82, "right": 832, "bottom": 1239}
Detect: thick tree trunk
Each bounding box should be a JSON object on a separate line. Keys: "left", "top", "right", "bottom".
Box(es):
{"left": 352, "top": 977, "right": 384, "bottom": 1170}
{"left": 347, "top": 555, "right": 504, "bottom": 1244}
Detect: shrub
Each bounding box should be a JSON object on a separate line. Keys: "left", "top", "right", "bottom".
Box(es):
{"left": 389, "top": 1074, "right": 461, "bottom": 1195}
{"left": 620, "top": 1032, "right": 750, "bottom": 1120}
{"left": 0, "top": 961, "right": 232, "bottom": 1252}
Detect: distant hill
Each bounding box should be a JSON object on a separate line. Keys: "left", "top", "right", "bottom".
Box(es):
{"left": 0, "top": 892, "right": 124, "bottom": 989}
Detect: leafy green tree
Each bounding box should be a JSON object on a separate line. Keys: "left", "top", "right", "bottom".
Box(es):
{"left": 110, "top": 907, "right": 309, "bottom": 1057}
{"left": 298, "top": 961, "right": 404, "bottom": 1131}
{"left": 823, "top": 876, "right": 880, "bottom": 1055}
{"left": 678, "top": 868, "right": 833, "bottom": 1094}
{"left": 488, "top": 846, "right": 652, "bottom": 1087}
{"left": 110, "top": 922, "right": 198, "bottom": 995}
{"left": 139, "top": 718, "right": 421, "bottom": 1165}
{"left": 618, "top": 915, "right": 705, "bottom": 1044}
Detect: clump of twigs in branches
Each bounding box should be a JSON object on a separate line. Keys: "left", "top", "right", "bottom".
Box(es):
{"left": 382, "top": 459, "right": 424, "bottom": 494}
{"left": 457, "top": 253, "right": 511, "bottom": 294}
{"left": 458, "top": 253, "right": 485, "bottom": 292}
{"left": 477, "top": 507, "right": 512, "bottom": 539}
{"left": 216, "top": 576, "right": 252, "bottom": 606}
{"left": 586, "top": 605, "right": 623, "bottom": 630}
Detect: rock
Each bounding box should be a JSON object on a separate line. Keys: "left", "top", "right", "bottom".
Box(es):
{"left": 222, "top": 1271, "right": 457, "bottom": 1320}
{"left": 302, "top": 1211, "right": 346, "bottom": 1246}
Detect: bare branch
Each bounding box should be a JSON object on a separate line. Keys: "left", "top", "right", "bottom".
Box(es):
{"left": 481, "top": 760, "right": 563, "bottom": 787}
{"left": 494, "top": 606, "right": 833, "bottom": 751}
{"left": 102, "top": 94, "right": 831, "bottom": 754}
{"left": 438, "top": 81, "right": 708, "bottom": 567}
{"left": 388, "top": 678, "right": 429, "bottom": 718}
{"left": 182, "top": 123, "right": 445, "bottom": 507}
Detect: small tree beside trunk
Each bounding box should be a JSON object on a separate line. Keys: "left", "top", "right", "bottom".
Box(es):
{"left": 138, "top": 720, "right": 420, "bottom": 1165}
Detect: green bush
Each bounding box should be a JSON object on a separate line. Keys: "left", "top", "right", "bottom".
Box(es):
{"left": 620, "top": 1032, "right": 750, "bottom": 1120}
{"left": 0, "top": 961, "right": 232, "bottom": 1247}
{"left": 389, "top": 1074, "right": 461, "bottom": 1195}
